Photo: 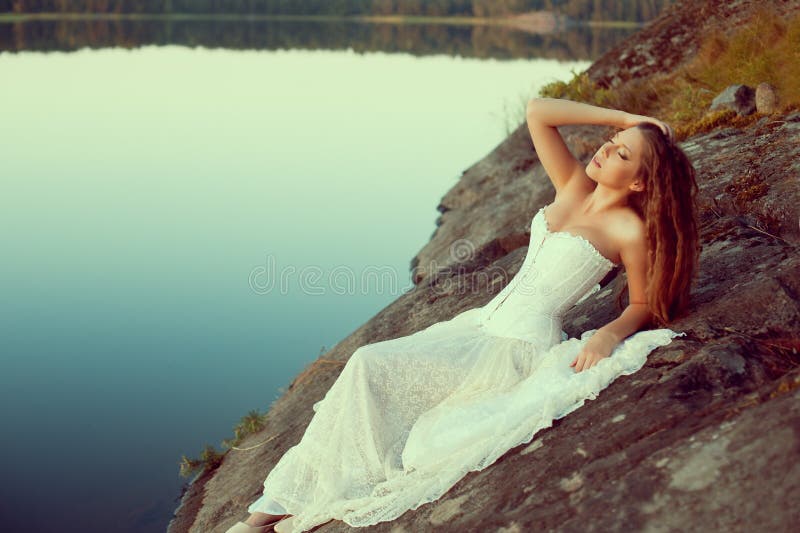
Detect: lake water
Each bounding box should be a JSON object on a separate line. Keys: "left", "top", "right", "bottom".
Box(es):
{"left": 0, "top": 18, "right": 632, "bottom": 532}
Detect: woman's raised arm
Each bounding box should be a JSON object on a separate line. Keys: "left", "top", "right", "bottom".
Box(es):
{"left": 525, "top": 97, "right": 633, "bottom": 193}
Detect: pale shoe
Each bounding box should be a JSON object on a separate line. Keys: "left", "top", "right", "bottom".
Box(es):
{"left": 273, "top": 516, "right": 298, "bottom": 533}
{"left": 224, "top": 522, "right": 268, "bottom": 533}
{"left": 224, "top": 516, "right": 288, "bottom": 533}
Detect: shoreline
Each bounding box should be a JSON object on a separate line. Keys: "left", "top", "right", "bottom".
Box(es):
{"left": 0, "top": 11, "right": 643, "bottom": 28}
{"left": 166, "top": 0, "right": 800, "bottom": 529}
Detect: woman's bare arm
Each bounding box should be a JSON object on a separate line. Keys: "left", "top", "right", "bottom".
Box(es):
{"left": 525, "top": 98, "right": 632, "bottom": 193}
{"left": 570, "top": 226, "right": 653, "bottom": 372}
{"left": 525, "top": 98, "right": 674, "bottom": 192}
{"left": 598, "top": 225, "right": 652, "bottom": 341}
{"left": 526, "top": 97, "right": 633, "bottom": 128}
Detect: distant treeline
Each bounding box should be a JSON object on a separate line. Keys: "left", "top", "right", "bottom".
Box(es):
{"left": 2, "top": 1, "right": 674, "bottom": 22}
{"left": 0, "top": 14, "right": 638, "bottom": 58}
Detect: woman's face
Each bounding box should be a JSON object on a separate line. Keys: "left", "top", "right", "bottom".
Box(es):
{"left": 585, "top": 127, "right": 647, "bottom": 190}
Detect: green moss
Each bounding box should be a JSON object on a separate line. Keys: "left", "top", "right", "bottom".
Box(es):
{"left": 539, "top": 70, "right": 612, "bottom": 106}
{"left": 666, "top": 82, "right": 715, "bottom": 124}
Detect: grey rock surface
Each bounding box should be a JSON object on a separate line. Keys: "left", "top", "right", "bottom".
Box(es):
{"left": 710, "top": 84, "right": 756, "bottom": 116}
{"left": 168, "top": 2, "right": 800, "bottom": 532}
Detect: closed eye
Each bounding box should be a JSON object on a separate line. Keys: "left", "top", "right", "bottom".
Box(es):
{"left": 608, "top": 137, "right": 628, "bottom": 160}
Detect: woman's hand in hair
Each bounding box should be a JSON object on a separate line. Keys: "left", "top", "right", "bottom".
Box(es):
{"left": 570, "top": 330, "right": 619, "bottom": 372}
{"left": 624, "top": 113, "right": 675, "bottom": 142}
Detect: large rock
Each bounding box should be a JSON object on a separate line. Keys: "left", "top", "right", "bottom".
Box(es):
{"left": 168, "top": 1, "right": 800, "bottom": 531}
{"left": 756, "top": 82, "right": 780, "bottom": 114}
{"left": 710, "top": 84, "right": 756, "bottom": 116}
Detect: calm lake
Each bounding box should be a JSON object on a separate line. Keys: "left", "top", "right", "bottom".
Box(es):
{"left": 0, "top": 17, "right": 634, "bottom": 532}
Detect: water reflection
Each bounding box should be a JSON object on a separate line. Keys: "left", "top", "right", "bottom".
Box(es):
{"left": 0, "top": 19, "right": 603, "bottom": 533}
{"left": 0, "top": 17, "right": 638, "bottom": 60}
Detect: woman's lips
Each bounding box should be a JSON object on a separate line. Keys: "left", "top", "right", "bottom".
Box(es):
{"left": 592, "top": 156, "right": 601, "bottom": 168}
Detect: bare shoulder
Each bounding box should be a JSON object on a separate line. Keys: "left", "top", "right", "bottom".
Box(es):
{"left": 613, "top": 207, "right": 644, "bottom": 237}
{"left": 610, "top": 207, "right": 647, "bottom": 260}
{"left": 611, "top": 207, "right": 651, "bottom": 305}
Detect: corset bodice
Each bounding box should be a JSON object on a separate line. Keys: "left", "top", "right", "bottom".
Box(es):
{"left": 478, "top": 204, "right": 619, "bottom": 349}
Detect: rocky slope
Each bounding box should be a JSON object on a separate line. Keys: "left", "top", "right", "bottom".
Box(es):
{"left": 169, "top": 1, "right": 800, "bottom": 531}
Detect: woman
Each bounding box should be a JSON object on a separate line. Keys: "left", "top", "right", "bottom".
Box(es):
{"left": 226, "top": 97, "right": 699, "bottom": 533}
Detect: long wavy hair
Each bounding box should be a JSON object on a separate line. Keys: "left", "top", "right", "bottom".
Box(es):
{"left": 613, "top": 122, "right": 701, "bottom": 328}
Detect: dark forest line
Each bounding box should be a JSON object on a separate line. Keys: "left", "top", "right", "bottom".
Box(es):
{"left": 0, "top": 16, "right": 637, "bottom": 59}
{"left": 2, "top": 0, "right": 674, "bottom": 23}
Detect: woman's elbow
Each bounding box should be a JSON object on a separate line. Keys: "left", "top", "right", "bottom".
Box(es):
{"left": 527, "top": 96, "right": 554, "bottom": 112}
{"left": 526, "top": 98, "right": 542, "bottom": 117}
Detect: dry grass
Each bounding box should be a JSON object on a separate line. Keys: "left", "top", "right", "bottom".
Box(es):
{"left": 539, "top": 6, "right": 800, "bottom": 140}
{"left": 290, "top": 357, "right": 346, "bottom": 389}
{"left": 688, "top": 6, "right": 800, "bottom": 105}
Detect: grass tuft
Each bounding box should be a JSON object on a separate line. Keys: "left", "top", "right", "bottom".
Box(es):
{"left": 536, "top": 7, "right": 800, "bottom": 140}
{"left": 178, "top": 408, "right": 270, "bottom": 478}
{"left": 179, "top": 444, "right": 224, "bottom": 478}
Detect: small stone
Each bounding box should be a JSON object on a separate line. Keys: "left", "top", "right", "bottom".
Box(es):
{"left": 560, "top": 471, "right": 584, "bottom": 492}
{"left": 428, "top": 494, "right": 469, "bottom": 525}
{"left": 520, "top": 439, "right": 544, "bottom": 455}
{"left": 755, "top": 82, "right": 779, "bottom": 114}
{"left": 497, "top": 523, "right": 523, "bottom": 533}
{"left": 655, "top": 457, "right": 670, "bottom": 468}
{"left": 710, "top": 84, "right": 756, "bottom": 116}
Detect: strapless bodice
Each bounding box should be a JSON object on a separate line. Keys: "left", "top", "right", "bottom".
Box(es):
{"left": 477, "top": 204, "right": 618, "bottom": 348}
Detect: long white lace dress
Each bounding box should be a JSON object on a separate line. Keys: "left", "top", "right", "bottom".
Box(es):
{"left": 246, "top": 203, "right": 686, "bottom": 532}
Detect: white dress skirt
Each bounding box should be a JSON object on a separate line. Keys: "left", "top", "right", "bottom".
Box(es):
{"left": 246, "top": 205, "right": 686, "bottom": 531}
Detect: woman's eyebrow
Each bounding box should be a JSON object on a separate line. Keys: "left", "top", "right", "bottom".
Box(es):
{"left": 613, "top": 135, "right": 633, "bottom": 154}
